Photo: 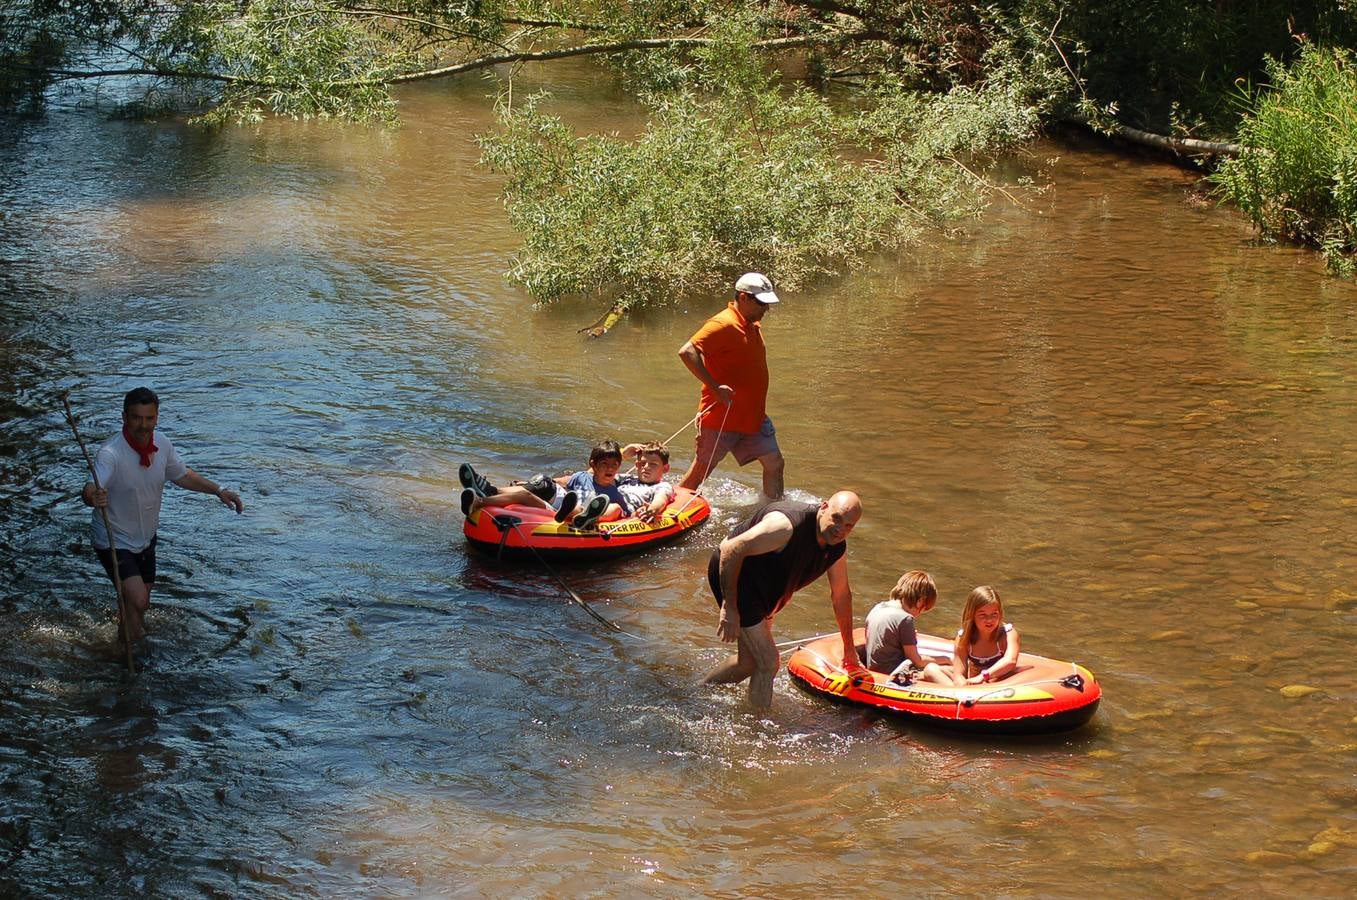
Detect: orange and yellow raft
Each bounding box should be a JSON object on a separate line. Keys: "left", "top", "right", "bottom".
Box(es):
{"left": 463, "top": 487, "right": 711, "bottom": 562}
{"left": 787, "top": 629, "right": 1101, "bottom": 735}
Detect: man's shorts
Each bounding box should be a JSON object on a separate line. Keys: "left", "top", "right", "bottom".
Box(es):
{"left": 693, "top": 416, "right": 780, "bottom": 469}
{"left": 95, "top": 535, "right": 157, "bottom": 586}
{"left": 707, "top": 550, "right": 778, "bottom": 628}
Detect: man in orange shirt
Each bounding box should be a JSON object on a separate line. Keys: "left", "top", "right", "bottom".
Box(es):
{"left": 677, "top": 272, "right": 786, "bottom": 499}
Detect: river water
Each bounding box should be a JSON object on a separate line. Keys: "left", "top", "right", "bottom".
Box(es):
{"left": 2, "top": 70, "right": 1356, "bottom": 896}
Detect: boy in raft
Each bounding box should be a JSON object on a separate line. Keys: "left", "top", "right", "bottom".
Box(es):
{"left": 459, "top": 440, "right": 670, "bottom": 530}
{"left": 864, "top": 570, "right": 960, "bottom": 686}
{"left": 952, "top": 585, "right": 1021, "bottom": 686}
{"left": 613, "top": 442, "right": 675, "bottom": 524}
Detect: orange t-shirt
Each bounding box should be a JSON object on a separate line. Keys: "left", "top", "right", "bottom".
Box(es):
{"left": 689, "top": 302, "right": 768, "bottom": 433}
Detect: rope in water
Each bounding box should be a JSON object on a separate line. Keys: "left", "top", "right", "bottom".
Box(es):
{"left": 502, "top": 518, "right": 638, "bottom": 638}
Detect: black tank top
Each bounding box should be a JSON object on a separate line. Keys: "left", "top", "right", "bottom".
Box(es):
{"left": 707, "top": 500, "right": 848, "bottom": 627}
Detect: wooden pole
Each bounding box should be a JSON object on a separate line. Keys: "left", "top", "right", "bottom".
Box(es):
{"left": 61, "top": 394, "right": 136, "bottom": 674}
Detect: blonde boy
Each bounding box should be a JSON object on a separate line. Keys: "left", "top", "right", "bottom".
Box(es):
{"left": 864, "top": 570, "right": 959, "bottom": 686}
{"left": 614, "top": 442, "right": 675, "bottom": 523}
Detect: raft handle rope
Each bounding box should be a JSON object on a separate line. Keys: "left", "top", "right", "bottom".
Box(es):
{"left": 489, "top": 515, "right": 636, "bottom": 638}
{"left": 491, "top": 514, "right": 521, "bottom": 558}
{"left": 954, "top": 664, "right": 1088, "bottom": 714}
{"left": 660, "top": 401, "right": 717, "bottom": 449}
{"left": 803, "top": 645, "right": 873, "bottom": 690}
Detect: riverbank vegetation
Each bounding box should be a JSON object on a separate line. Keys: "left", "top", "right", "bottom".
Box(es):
{"left": 3, "top": 2, "right": 1355, "bottom": 309}
{"left": 1212, "top": 45, "right": 1357, "bottom": 275}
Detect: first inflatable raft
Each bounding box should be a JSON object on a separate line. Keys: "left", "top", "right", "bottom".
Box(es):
{"left": 787, "top": 629, "right": 1100, "bottom": 735}
{"left": 463, "top": 487, "right": 710, "bottom": 562}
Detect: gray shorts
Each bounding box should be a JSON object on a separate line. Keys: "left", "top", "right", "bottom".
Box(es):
{"left": 693, "top": 416, "right": 780, "bottom": 468}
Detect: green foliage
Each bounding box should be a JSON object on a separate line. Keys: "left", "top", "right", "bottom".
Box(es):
{"left": 479, "top": 89, "right": 891, "bottom": 304}
{"left": 480, "top": 52, "right": 1046, "bottom": 306}
{"left": 1212, "top": 45, "right": 1357, "bottom": 275}
{"left": 194, "top": 0, "right": 404, "bottom": 124}
{"left": 0, "top": 0, "right": 509, "bottom": 120}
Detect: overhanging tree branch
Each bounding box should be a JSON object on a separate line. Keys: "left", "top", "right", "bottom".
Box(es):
{"left": 7, "top": 33, "right": 836, "bottom": 91}
{"left": 28, "top": 64, "right": 238, "bottom": 84}
{"left": 382, "top": 34, "right": 821, "bottom": 85}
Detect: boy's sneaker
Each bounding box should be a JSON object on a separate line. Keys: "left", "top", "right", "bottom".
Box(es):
{"left": 572, "top": 494, "right": 609, "bottom": 531}
{"left": 554, "top": 491, "right": 579, "bottom": 523}
{"left": 458, "top": 463, "right": 497, "bottom": 497}
{"left": 460, "top": 488, "right": 475, "bottom": 517}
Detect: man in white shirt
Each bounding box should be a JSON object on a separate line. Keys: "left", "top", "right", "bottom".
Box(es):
{"left": 81, "top": 387, "right": 244, "bottom": 643}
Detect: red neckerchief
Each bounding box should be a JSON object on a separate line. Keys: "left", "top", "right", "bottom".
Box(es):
{"left": 122, "top": 425, "right": 158, "bottom": 467}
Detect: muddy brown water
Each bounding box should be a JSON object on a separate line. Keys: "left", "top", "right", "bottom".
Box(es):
{"left": 2, "top": 71, "right": 1355, "bottom": 895}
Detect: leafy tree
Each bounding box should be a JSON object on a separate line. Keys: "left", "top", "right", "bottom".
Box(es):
{"left": 479, "top": 9, "right": 1057, "bottom": 327}
{"left": 1, "top": 0, "right": 512, "bottom": 121}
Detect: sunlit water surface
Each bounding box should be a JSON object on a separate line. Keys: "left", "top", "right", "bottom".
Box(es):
{"left": 2, "top": 73, "right": 1356, "bottom": 896}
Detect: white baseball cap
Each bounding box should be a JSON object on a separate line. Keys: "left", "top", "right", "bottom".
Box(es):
{"left": 734, "top": 272, "right": 779, "bottom": 304}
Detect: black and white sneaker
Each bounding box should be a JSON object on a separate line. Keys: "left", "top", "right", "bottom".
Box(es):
{"left": 572, "top": 494, "right": 609, "bottom": 530}
{"left": 460, "top": 488, "right": 475, "bottom": 517}
{"left": 554, "top": 491, "right": 579, "bottom": 523}
{"left": 458, "top": 463, "right": 497, "bottom": 497}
